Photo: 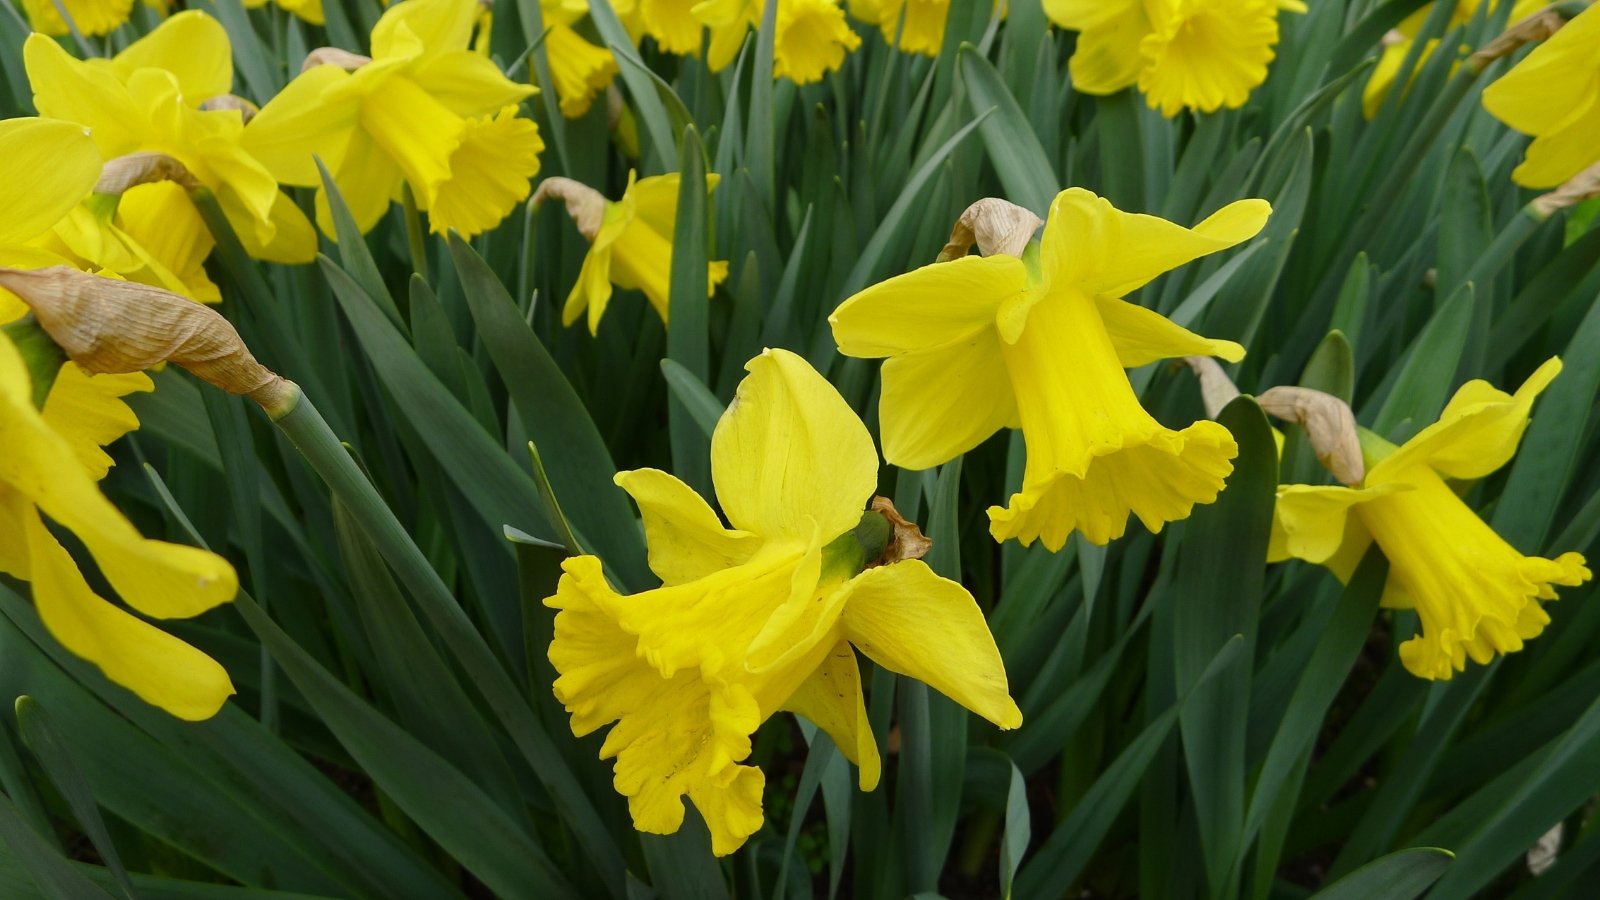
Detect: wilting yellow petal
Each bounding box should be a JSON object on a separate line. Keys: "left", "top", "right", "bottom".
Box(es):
{"left": 0, "top": 118, "right": 102, "bottom": 247}
{"left": 782, "top": 640, "right": 881, "bottom": 789}
{"left": 613, "top": 468, "right": 760, "bottom": 585}
{"left": 839, "top": 560, "right": 1022, "bottom": 728}
{"left": 711, "top": 348, "right": 879, "bottom": 544}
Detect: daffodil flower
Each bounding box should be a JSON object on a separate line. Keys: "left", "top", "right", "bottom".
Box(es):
{"left": 1481, "top": 3, "right": 1600, "bottom": 188}
{"left": 680, "top": 0, "right": 859, "bottom": 83}
{"left": 24, "top": 12, "right": 317, "bottom": 265}
{"left": 548, "top": 172, "right": 730, "bottom": 334}
{"left": 1271, "top": 358, "right": 1591, "bottom": 680}
{"left": 0, "top": 330, "right": 237, "bottom": 720}
{"left": 547, "top": 348, "right": 1020, "bottom": 855}
{"left": 242, "top": 0, "right": 325, "bottom": 25}
{"left": 21, "top": 0, "right": 132, "bottom": 37}
{"left": 832, "top": 188, "right": 1269, "bottom": 549}
{"left": 37, "top": 183, "right": 222, "bottom": 304}
{"left": 1048, "top": 0, "right": 1302, "bottom": 117}
{"left": 244, "top": 0, "right": 544, "bottom": 238}
{"left": 871, "top": 0, "right": 952, "bottom": 56}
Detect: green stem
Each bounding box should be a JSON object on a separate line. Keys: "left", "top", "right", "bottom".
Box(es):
{"left": 270, "top": 389, "right": 630, "bottom": 898}
{"left": 402, "top": 184, "right": 430, "bottom": 282}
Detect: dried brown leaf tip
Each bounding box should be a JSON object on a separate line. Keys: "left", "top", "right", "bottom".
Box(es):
{"left": 1532, "top": 159, "right": 1600, "bottom": 219}
{"left": 0, "top": 266, "right": 296, "bottom": 414}
{"left": 936, "top": 198, "right": 1043, "bottom": 262}
{"left": 868, "top": 496, "right": 933, "bottom": 567}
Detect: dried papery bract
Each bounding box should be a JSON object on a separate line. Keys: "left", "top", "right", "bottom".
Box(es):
{"left": 200, "top": 94, "right": 261, "bottom": 124}
{"left": 0, "top": 266, "right": 295, "bottom": 414}
{"left": 1532, "top": 159, "right": 1600, "bottom": 219}
{"left": 1256, "top": 386, "right": 1365, "bottom": 486}
{"left": 869, "top": 496, "right": 932, "bottom": 566}
{"left": 532, "top": 177, "right": 607, "bottom": 241}
{"left": 936, "top": 198, "right": 1044, "bottom": 262}
{"left": 300, "top": 46, "right": 372, "bottom": 72}
{"left": 93, "top": 152, "right": 202, "bottom": 195}
{"left": 1183, "top": 355, "right": 1242, "bottom": 420}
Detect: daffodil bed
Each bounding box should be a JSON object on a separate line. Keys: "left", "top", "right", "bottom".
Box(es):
{"left": 0, "top": 0, "right": 1598, "bottom": 896}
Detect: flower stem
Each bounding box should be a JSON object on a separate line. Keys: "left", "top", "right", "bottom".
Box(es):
{"left": 402, "top": 183, "right": 430, "bottom": 282}
{"left": 270, "top": 390, "right": 630, "bottom": 897}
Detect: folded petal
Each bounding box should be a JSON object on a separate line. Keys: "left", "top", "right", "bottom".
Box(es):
{"left": 1269, "top": 482, "right": 1400, "bottom": 565}
{"left": 782, "top": 640, "right": 881, "bottom": 790}
{"left": 831, "top": 255, "right": 1030, "bottom": 357}
{"left": 1377, "top": 357, "right": 1561, "bottom": 482}
{"left": 711, "top": 348, "right": 879, "bottom": 543}
{"left": 1041, "top": 188, "right": 1270, "bottom": 299}
{"left": 1096, "top": 296, "right": 1244, "bottom": 367}
{"left": 0, "top": 118, "right": 102, "bottom": 247}
{"left": 613, "top": 467, "right": 760, "bottom": 585}
{"left": 839, "top": 560, "right": 1021, "bottom": 729}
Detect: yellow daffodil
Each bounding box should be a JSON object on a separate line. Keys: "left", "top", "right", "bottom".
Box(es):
{"left": 244, "top": 0, "right": 543, "bottom": 238}
{"left": 832, "top": 188, "right": 1269, "bottom": 549}
{"left": 242, "top": 0, "right": 326, "bottom": 24}
{"left": 21, "top": 0, "right": 132, "bottom": 37}
{"left": 689, "top": 0, "right": 859, "bottom": 83}
{"left": 35, "top": 184, "right": 222, "bottom": 304}
{"left": 1049, "top": 0, "right": 1300, "bottom": 117}
{"left": 1363, "top": 0, "right": 1543, "bottom": 119}
{"left": 24, "top": 12, "right": 317, "bottom": 266}
{"left": 0, "top": 118, "right": 105, "bottom": 323}
{"left": 1481, "top": 3, "right": 1600, "bottom": 189}
{"left": 0, "top": 330, "right": 237, "bottom": 720}
{"left": 554, "top": 172, "right": 730, "bottom": 334}
{"left": 545, "top": 22, "right": 621, "bottom": 117}
{"left": 639, "top": 0, "right": 703, "bottom": 53}
{"left": 547, "top": 348, "right": 1020, "bottom": 854}
{"left": 872, "top": 0, "right": 950, "bottom": 56}
{"left": 1271, "top": 359, "right": 1591, "bottom": 680}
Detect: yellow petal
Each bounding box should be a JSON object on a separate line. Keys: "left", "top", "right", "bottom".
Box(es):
{"left": 25, "top": 34, "right": 140, "bottom": 155}
{"left": 1061, "top": 2, "right": 1149, "bottom": 95}
{"left": 613, "top": 467, "right": 761, "bottom": 585}
{"left": 782, "top": 640, "right": 881, "bottom": 790}
{"left": 411, "top": 50, "right": 537, "bottom": 118}
{"left": 1040, "top": 188, "right": 1270, "bottom": 299}
{"left": 1511, "top": 99, "right": 1600, "bottom": 190}
{"left": 360, "top": 76, "right": 466, "bottom": 205}
{"left": 115, "top": 182, "right": 223, "bottom": 301}
{"left": 711, "top": 348, "right": 879, "bottom": 543}
{"left": 1137, "top": 0, "right": 1279, "bottom": 117}
{"left": 547, "top": 24, "right": 620, "bottom": 118}
{"left": 110, "top": 10, "right": 232, "bottom": 103}
{"left": 0, "top": 118, "right": 102, "bottom": 247}
{"left": 640, "top": 0, "right": 704, "bottom": 53}
{"left": 1096, "top": 296, "right": 1244, "bottom": 367}
{"left": 41, "top": 364, "right": 153, "bottom": 481}
{"left": 1481, "top": 5, "right": 1600, "bottom": 143}
{"left": 564, "top": 241, "right": 617, "bottom": 334}
{"left": 371, "top": 0, "right": 480, "bottom": 63}
{"left": 25, "top": 508, "right": 235, "bottom": 720}
{"left": 427, "top": 107, "right": 543, "bottom": 239}
{"left": 774, "top": 0, "right": 861, "bottom": 84}
{"left": 877, "top": 336, "right": 1017, "bottom": 471}
{"left": 875, "top": 0, "right": 949, "bottom": 56}
{"left": 546, "top": 555, "right": 769, "bottom": 855}
{"left": 1377, "top": 357, "right": 1562, "bottom": 482}
{"left": 830, "top": 254, "right": 1029, "bottom": 357}
{"left": 243, "top": 65, "right": 361, "bottom": 188}
{"left": 21, "top": 0, "right": 132, "bottom": 37}
{"left": 315, "top": 131, "right": 405, "bottom": 237}
{"left": 1269, "top": 482, "right": 1400, "bottom": 565}
{"left": 839, "top": 560, "right": 1021, "bottom": 729}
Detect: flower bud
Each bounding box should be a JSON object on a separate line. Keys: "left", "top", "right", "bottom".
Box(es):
{"left": 1256, "top": 385, "right": 1365, "bottom": 485}
{"left": 0, "top": 266, "right": 295, "bottom": 414}
{"left": 936, "top": 198, "right": 1044, "bottom": 262}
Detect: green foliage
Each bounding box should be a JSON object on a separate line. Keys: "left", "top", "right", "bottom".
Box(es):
{"left": 2, "top": 0, "right": 1599, "bottom": 897}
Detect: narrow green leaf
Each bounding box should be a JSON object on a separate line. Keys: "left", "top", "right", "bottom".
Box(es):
{"left": 0, "top": 790, "right": 114, "bottom": 900}
{"left": 958, "top": 45, "right": 1059, "bottom": 216}
{"left": 1369, "top": 283, "right": 1474, "bottom": 439}
{"left": 667, "top": 126, "right": 712, "bottom": 495}
{"left": 1311, "top": 848, "right": 1453, "bottom": 900}
{"left": 660, "top": 359, "right": 725, "bottom": 437}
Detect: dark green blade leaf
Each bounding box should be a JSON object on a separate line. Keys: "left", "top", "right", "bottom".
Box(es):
{"left": 1310, "top": 848, "right": 1453, "bottom": 900}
